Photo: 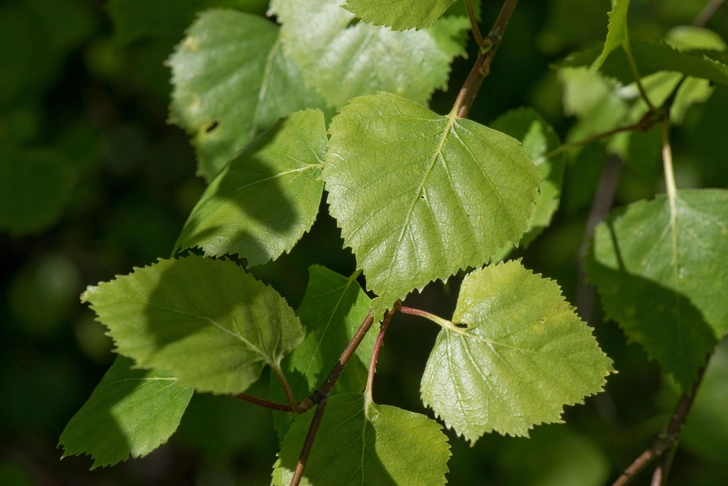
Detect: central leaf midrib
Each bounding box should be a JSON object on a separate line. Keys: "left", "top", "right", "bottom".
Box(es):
{"left": 382, "top": 113, "right": 458, "bottom": 291}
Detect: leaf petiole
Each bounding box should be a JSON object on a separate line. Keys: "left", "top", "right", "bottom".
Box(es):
{"left": 399, "top": 306, "right": 466, "bottom": 333}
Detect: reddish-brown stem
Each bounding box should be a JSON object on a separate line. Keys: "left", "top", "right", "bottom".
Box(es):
{"left": 366, "top": 308, "right": 398, "bottom": 396}
{"left": 290, "top": 396, "right": 328, "bottom": 486}
{"left": 289, "top": 310, "right": 376, "bottom": 486}
{"left": 234, "top": 393, "right": 295, "bottom": 412}
{"left": 452, "top": 0, "right": 519, "bottom": 118}
{"left": 611, "top": 357, "right": 710, "bottom": 486}
{"left": 464, "top": 0, "right": 485, "bottom": 46}
{"left": 310, "top": 309, "right": 375, "bottom": 400}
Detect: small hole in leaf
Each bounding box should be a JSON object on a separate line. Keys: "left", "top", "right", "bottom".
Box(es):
{"left": 455, "top": 323, "right": 468, "bottom": 329}
{"left": 205, "top": 121, "right": 220, "bottom": 133}
{"left": 420, "top": 195, "right": 425, "bottom": 199}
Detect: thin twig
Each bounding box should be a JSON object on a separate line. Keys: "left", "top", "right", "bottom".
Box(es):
{"left": 289, "top": 309, "right": 376, "bottom": 486}
{"left": 694, "top": 0, "right": 725, "bottom": 27}
{"left": 650, "top": 358, "right": 710, "bottom": 485}
{"left": 234, "top": 393, "right": 295, "bottom": 412}
{"left": 464, "top": 0, "right": 485, "bottom": 46}
{"left": 611, "top": 357, "right": 710, "bottom": 486}
{"left": 536, "top": 121, "right": 643, "bottom": 164}
{"left": 576, "top": 154, "right": 622, "bottom": 325}
{"left": 452, "top": 0, "right": 519, "bottom": 118}
{"left": 624, "top": 42, "right": 657, "bottom": 112}
{"left": 366, "top": 308, "right": 397, "bottom": 396}
{"left": 290, "top": 396, "right": 328, "bottom": 486}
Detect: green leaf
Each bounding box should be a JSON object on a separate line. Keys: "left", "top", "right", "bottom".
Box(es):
{"left": 0, "top": 137, "right": 74, "bottom": 236}
{"left": 290, "top": 266, "right": 375, "bottom": 395}
{"left": 586, "top": 190, "right": 728, "bottom": 388}
{"left": 59, "top": 356, "right": 193, "bottom": 469}
{"left": 421, "top": 260, "right": 613, "bottom": 441}
{"left": 82, "top": 256, "right": 305, "bottom": 394}
{"left": 323, "top": 93, "right": 539, "bottom": 314}
{"left": 490, "top": 107, "right": 565, "bottom": 250}
{"left": 272, "top": 394, "right": 450, "bottom": 485}
{"left": 270, "top": 0, "right": 469, "bottom": 108}
{"left": 564, "top": 40, "right": 728, "bottom": 87}
{"left": 169, "top": 9, "right": 329, "bottom": 181}
{"left": 175, "top": 110, "right": 327, "bottom": 266}
{"left": 594, "top": 0, "right": 630, "bottom": 70}
{"left": 108, "top": 0, "right": 269, "bottom": 44}
{"left": 344, "top": 0, "right": 455, "bottom": 30}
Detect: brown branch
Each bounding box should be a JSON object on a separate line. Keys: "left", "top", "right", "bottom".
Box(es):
{"left": 289, "top": 309, "right": 376, "bottom": 486}
{"left": 290, "top": 396, "right": 328, "bottom": 486}
{"left": 464, "top": 0, "right": 485, "bottom": 46}
{"left": 452, "top": 0, "right": 519, "bottom": 118}
{"left": 366, "top": 308, "right": 398, "bottom": 395}
{"left": 234, "top": 393, "right": 295, "bottom": 412}
{"left": 611, "top": 357, "right": 710, "bottom": 486}
{"left": 694, "top": 0, "right": 725, "bottom": 27}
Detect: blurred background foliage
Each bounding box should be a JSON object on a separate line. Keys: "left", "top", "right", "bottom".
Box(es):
{"left": 1, "top": 0, "right": 727, "bottom": 484}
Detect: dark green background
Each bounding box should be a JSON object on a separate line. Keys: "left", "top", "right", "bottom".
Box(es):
{"left": 1, "top": 0, "right": 727, "bottom": 484}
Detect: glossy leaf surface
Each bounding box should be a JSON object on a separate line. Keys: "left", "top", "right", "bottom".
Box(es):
{"left": 176, "top": 110, "right": 327, "bottom": 266}
{"left": 272, "top": 394, "right": 450, "bottom": 485}
{"left": 59, "top": 357, "right": 193, "bottom": 469}
{"left": 82, "top": 256, "right": 304, "bottom": 394}
{"left": 421, "top": 261, "right": 613, "bottom": 441}
{"left": 324, "top": 93, "right": 539, "bottom": 314}
{"left": 586, "top": 190, "right": 728, "bottom": 388}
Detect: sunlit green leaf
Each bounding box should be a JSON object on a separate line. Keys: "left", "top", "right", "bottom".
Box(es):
{"left": 344, "top": 0, "right": 455, "bottom": 30}
{"left": 586, "top": 189, "right": 728, "bottom": 388}
{"left": 290, "top": 266, "right": 374, "bottom": 395}
{"left": 421, "top": 261, "right": 613, "bottom": 441}
{"left": 59, "top": 357, "right": 193, "bottom": 469}
{"left": 169, "top": 9, "right": 328, "bottom": 181}
{"left": 0, "top": 137, "right": 74, "bottom": 235}
{"left": 175, "top": 109, "right": 327, "bottom": 266}
{"left": 324, "top": 93, "right": 539, "bottom": 314}
{"left": 82, "top": 256, "right": 304, "bottom": 394}
{"left": 272, "top": 394, "right": 450, "bottom": 485}
{"left": 270, "top": 0, "right": 469, "bottom": 108}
